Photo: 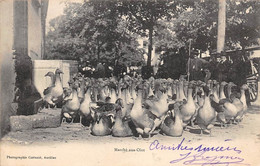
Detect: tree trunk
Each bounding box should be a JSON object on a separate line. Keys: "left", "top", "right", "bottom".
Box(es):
{"left": 217, "top": 0, "right": 226, "bottom": 53}
{"left": 147, "top": 26, "right": 153, "bottom": 67}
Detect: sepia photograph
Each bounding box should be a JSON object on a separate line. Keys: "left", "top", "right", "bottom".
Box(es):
{"left": 0, "top": 0, "right": 260, "bottom": 165}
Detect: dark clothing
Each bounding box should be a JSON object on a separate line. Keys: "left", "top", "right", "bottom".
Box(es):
{"left": 103, "top": 63, "right": 112, "bottom": 78}
{"left": 189, "top": 58, "right": 204, "bottom": 81}
{"left": 204, "top": 70, "right": 212, "bottom": 83}
{"left": 216, "top": 60, "right": 230, "bottom": 82}
{"left": 114, "top": 63, "right": 127, "bottom": 78}
{"left": 229, "top": 60, "right": 251, "bottom": 86}
{"left": 141, "top": 66, "right": 153, "bottom": 79}
{"left": 209, "top": 61, "right": 218, "bottom": 80}
{"left": 17, "top": 83, "right": 41, "bottom": 115}
{"left": 96, "top": 63, "right": 105, "bottom": 78}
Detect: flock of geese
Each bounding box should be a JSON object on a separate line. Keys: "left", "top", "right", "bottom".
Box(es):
{"left": 43, "top": 69, "right": 249, "bottom": 138}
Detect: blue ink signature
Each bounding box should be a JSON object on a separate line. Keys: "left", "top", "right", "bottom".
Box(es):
{"left": 170, "top": 151, "right": 249, "bottom": 165}
{"left": 149, "top": 138, "right": 249, "bottom": 165}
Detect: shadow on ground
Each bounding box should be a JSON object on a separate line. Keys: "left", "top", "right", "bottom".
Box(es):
{"left": 247, "top": 105, "right": 260, "bottom": 114}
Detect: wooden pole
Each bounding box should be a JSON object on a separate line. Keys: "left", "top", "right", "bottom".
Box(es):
{"left": 217, "top": 0, "right": 226, "bottom": 53}
{"left": 187, "top": 39, "right": 192, "bottom": 82}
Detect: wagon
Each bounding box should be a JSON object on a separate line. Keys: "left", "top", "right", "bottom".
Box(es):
{"left": 246, "top": 61, "right": 258, "bottom": 102}
{"left": 224, "top": 47, "right": 259, "bottom": 102}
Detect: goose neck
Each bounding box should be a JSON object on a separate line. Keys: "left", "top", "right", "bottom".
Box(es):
{"left": 51, "top": 76, "right": 55, "bottom": 85}
{"left": 203, "top": 95, "right": 211, "bottom": 107}
{"left": 72, "top": 89, "right": 78, "bottom": 100}
{"left": 55, "top": 74, "right": 61, "bottom": 85}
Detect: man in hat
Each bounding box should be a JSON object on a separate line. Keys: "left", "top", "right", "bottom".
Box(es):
{"left": 216, "top": 51, "right": 230, "bottom": 82}
{"left": 188, "top": 50, "right": 204, "bottom": 81}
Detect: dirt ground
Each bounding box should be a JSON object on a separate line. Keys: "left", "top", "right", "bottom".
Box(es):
{"left": 1, "top": 83, "right": 260, "bottom": 166}
{"left": 1, "top": 104, "right": 260, "bottom": 145}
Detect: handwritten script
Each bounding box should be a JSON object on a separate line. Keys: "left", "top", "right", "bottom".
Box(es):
{"left": 149, "top": 138, "right": 250, "bottom": 165}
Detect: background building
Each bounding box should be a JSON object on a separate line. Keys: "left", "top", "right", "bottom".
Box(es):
{"left": 0, "top": 0, "right": 49, "bottom": 138}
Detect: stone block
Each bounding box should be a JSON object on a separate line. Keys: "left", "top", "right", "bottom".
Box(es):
{"left": 31, "top": 114, "right": 45, "bottom": 128}
{"left": 10, "top": 116, "right": 33, "bottom": 131}
{"left": 10, "top": 108, "right": 62, "bottom": 131}
{"left": 35, "top": 108, "right": 61, "bottom": 128}
{"left": 43, "top": 115, "right": 60, "bottom": 128}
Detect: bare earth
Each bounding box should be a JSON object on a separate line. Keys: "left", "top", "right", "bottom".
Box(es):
{"left": 1, "top": 83, "right": 260, "bottom": 166}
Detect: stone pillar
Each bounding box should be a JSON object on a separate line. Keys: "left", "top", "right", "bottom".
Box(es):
{"left": 13, "top": 0, "right": 28, "bottom": 56}
{"left": 13, "top": 0, "right": 42, "bottom": 116}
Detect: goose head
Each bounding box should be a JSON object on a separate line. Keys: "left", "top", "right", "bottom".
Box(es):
{"left": 45, "top": 71, "right": 55, "bottom": 77}
{"left": 115, "top": 98, "right": 124, "bottom": 108}
{"left": 167, "top": 78, "right": 173, "bottom": 84}
{"left": 188, "top": 81, "right": 196, "bottom": 89}
{"left": 212, "top": 80, "right": 218, "bottom": 86}
{"left": 93, "top": 111, "right": 103, "bottom": 124}
{"left": 228, "top": 82, "right": 236, "bottom": 87}
{"left": 55, "top": 68, "right": 63, "bottom": 75}
{"left": 220, "top": 81, "right": 228, "bottom": 87}
{"left": 71, "top": 83, "right": 78, "bottom": 90}
{"left": 105, "top": 96, "right": 112, "bottom": 103}
{"left": 68, "top": 79, "right": 74, "bottom": 87}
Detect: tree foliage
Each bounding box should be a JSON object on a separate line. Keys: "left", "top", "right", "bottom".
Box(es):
{"left": 117, "top": 0, "right": 193, "bottom": 67}
{"left": 226, "top": 0, "right": 260, "bottom": 49}
{"left": 45, "top": 1, "right": 144, "bottom": 66}
{"left": 45, "top": 0, "right": 260, "bottom": 72}
{"left": 155, "top": 0, "right": 259, "bottom": 53}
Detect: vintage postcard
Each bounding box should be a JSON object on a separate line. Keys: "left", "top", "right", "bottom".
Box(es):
{"left": 1, "top": 0, "right": 260, "bottom": 166}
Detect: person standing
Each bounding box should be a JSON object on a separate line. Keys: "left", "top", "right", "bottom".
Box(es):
{"left": 188, "top": 51, "right": 204, "bottom": 81}
{"left": 216, "top": 52, "right": 230, "bottom": 82}
{"left": 208, "top": 56, "right": 218, "bottom": 81}
{"left": 96, "top": 62, "right": 105, "bottom": 78}
{"left": 114, "top": 59, "right": 127, "bottom": 78}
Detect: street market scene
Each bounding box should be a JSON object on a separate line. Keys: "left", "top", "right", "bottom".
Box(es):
{"left": 0, "top": 0, "right": 260, "bottom": 166}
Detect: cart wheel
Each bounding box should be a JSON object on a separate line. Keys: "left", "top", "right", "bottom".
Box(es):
{"left": 247, "top": 78, "right": 258, "bottom": 102}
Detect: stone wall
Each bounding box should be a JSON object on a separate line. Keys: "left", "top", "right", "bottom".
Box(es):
{"left": 28, "top": 0, "right": 42, "bottom": 59}
{"left": 0, "top": 0, "right": 16, "bottom": 138}
{"left": 33, "top": 60, "right": 78, "bottom": 97}
{"left": 0, "top": 0, "right": 49, "bottom": 138}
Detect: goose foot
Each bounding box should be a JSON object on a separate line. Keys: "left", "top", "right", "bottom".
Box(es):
{"left": 79, "top": 116, "right": 84, "bottom": 127}
{"left": 190, "top": 120, "right": 195, "bottom": 128}
{"left": 184, "top": 126, "right": 189, "bottom": 131}
{"left": 224, "top": 123, "right": 227, "bottom": 128}
{"left": 220, "top": 123, "right": 224, "bottom": 129}
{"left": 144, "top": 127, "right": 151, "bottom": 135}
{"left": 62, "top": 117, "right": 66, "bottom": 123}
{"left": 200, "top": 129, "right": 203, "bottom": 135}
{"left": 233, "top": 121, "right": 238, "bottom": 125}
{"left": 70, "top": 119, "right": 74, "bottom": 124}
{"left": 203, "top": 129, "right": 211, "bottom": 135}
{"left": 133, "top": 134, "right": 142, "bottom": 140}
{"left": 220, "top": 123, "right": 227, "bottom": 129}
